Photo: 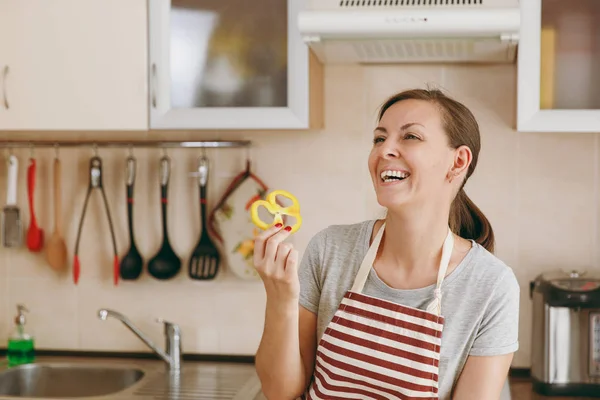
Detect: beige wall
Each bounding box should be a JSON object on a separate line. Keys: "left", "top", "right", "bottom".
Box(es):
{"left": 0, "top": 64, "right": 594, "bottom": 368}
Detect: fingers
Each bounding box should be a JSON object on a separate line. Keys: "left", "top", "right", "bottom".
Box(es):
{"left": 253, "top": 224, "right": 282, "bottom": 262}
{"left": 274, "top": 242, "right": 293, "bottom": 277}
{"left": 285, "top": 249, "right": 299, "bottom": 280}
{"left": 252, "top": 224, "right": 300, "bottom": 302}
{"left": 264, "top": 228, "right": 292, "bottom": 266}
{"left": 253, "top": 222, "right": 299, "bottom": 279}
{"left": 253, "top": 223, "right": 291, "bottom": 265}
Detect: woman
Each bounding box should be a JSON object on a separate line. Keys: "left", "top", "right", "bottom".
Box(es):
{"left": 253, "top": 89, "right": 520, "bottom": 400}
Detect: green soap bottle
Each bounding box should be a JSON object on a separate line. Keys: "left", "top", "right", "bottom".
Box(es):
{"left": 7, "top": 304, "right": 35, "bottom": 367}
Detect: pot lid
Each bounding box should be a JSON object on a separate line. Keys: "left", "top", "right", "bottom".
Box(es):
{"left": 538, "top": 269, "right": 600, "bottom": 292}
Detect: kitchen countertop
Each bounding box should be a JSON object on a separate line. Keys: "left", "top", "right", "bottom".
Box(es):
{"left": 509, "top": 377, "right": 599, "bottom": 400}
{"left": 1, "top": 355, "right": 596, "bottom": 400}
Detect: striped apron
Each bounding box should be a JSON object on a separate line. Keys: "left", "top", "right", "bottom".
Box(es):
{"left": 304, "top": 222, "right": 454, "bottom": 400}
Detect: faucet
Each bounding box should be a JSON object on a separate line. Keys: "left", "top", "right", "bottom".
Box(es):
{"left": 97, "top": 308, "right": 182, "bottom": 372}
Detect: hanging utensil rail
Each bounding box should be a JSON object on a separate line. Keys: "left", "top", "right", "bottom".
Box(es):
{"left": 0, "top": 140, "right": 251, "bottom": 149}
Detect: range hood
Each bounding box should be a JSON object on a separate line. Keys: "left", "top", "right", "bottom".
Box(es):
{"left": 297, "top": 0, "right": 521, "bottom": 64}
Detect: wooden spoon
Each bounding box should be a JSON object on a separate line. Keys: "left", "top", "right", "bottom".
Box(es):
{"left": 45, "top": 157, "right": 67, "bottom": 271}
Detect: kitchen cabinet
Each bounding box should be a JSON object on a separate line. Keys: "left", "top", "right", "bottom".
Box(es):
{"left": 148, "top": 0, "right": 323, "bottom": 130}
{"left": 0, "top": 1, "right": 12, "bottom": 121}
{"left": 517, "top": 0, "right": 600, "bottom": 132}
{"left": 0, "top": 0, "right": 148, "bottom": 131}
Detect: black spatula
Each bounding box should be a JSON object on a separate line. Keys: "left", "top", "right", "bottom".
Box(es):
{"left": 189, "top": 155, "right": 220, "bottom": 280}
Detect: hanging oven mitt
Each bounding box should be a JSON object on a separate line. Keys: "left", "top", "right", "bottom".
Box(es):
{"left": 249, "top": 190, "right": 302, "bottom": 234}
{"left": 208, "top": 163, "right": 268, "bottom": 281}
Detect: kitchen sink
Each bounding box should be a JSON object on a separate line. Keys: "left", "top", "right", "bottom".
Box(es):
{"left": 0, "top": 363, "right": 144, "bottom": 398}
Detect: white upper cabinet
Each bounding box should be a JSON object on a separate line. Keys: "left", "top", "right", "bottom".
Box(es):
{"left": 0, "top": 1, "right": 13, "bottom": 122}
{"left": 0, "top": 0, "right": 148, "bottom": 131}
{"left": 148, "top": 0, "right": 323, "bottom": 130}
{"left": 517, "top": 0, "right": 600, "bottom": 132}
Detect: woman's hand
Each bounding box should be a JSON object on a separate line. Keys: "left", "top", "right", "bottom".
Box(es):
{"left": 253, "top": 223, "right": 300, "bottom": 304}
{"left": 253, "top": 222, "right": 315, "bottom": 399}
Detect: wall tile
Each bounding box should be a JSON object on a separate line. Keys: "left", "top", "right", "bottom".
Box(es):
{"left": 6, "top": 275, "right": 78, "bottom": 349}
{"left": 365, "top": 65, "right": 445, "bottom": 126}
{"left": 518, "top": 132, "right": 595, "bottom": 269}
{"left": 323, "top": 65, "right": 367, "bottom": 132}
{"left": 213, "top": 282, "right": 266, "bottom": 354}
{"left": 77, "top": 278, "right": 223, "bottom": 354}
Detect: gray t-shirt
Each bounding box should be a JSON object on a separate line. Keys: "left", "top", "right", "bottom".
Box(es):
{"left": 298, "top": 219, "right": 520, "bottom": 399}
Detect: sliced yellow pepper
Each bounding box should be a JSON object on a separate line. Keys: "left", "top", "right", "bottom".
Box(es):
{"left": 250, "top": 190, "right": 302, "bottom": 234}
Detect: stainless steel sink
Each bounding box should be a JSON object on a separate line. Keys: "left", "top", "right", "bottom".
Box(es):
{"left": 0, "top": 357, "right": 264, "bottom": 400}
{"left": 0, "top": 363, "right": 144, "bottom": 398}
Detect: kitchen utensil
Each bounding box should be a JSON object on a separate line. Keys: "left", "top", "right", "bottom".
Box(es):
{"left": 26, "top": 157, "right": 44, "bottom": 252}
{"left": 208, "top": 160, "right": 268, "bottom": 281}
{"left": 2, "top": 154, "right": 22, "bottom": 248}
{"left": 530, "top": 269, "right": 600, "bottom": 396}
{"left": 189, "top": 155, "right": 220, "bottom": 280}
{"left": 45, "top": 157, "right": 67, "bottom": 271}
{"left": 119, "top": 156, "right": 143, "bottom": 280}
{"left": 148, "top": 156, "right": 181, "bottom": 280}
{"left": 73, "top": 156, "right": 119, "bottom": 285}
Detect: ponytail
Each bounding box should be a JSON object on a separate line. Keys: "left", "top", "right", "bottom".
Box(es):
{"left": 449, "top": 189, "right": 495, "bottom": 253}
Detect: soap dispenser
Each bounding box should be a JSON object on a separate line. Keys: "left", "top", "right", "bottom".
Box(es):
{"left": 7, "top": 304, "right": 35, "bottom": 367}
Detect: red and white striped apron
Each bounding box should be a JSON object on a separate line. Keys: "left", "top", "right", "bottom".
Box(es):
{"left": 304, "top": 222, "right": 454, "bottom": 400}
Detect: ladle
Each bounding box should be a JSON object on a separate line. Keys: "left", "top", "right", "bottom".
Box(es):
{"left": 119, "top": 155, "right": 143, "bottom": 280}
{"left": 148, "top": 155, "right": 181, "bottom": 280}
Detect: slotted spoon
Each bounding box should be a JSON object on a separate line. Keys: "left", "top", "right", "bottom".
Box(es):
{"left": 189, "top": 155, "right": 220, "bottom": 280}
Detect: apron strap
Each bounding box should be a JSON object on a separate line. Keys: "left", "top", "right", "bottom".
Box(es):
{"left": 350, "top": 221, "right": 455, "bottom": 317}
{"left": 350, "top": 221, "right": 386, "bottom": 293}
{"left": 425, "top": 228, "right": 454, "bottom": 316}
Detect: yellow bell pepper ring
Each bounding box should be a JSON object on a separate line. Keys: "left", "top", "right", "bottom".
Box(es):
{"left": 250, "top": 190, "right": 302, "bottom": 234}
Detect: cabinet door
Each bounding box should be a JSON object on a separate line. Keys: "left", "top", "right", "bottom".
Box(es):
{"left": 0, "top": 1, "right": 16, "bottom": 122}
{"left": 517, "top": 0, "right": 600, "bottom": 132}
{"left": 149, "top": 0, "right": 323, "bottom": 130}
{"left": 0, "top": 0, "right": 148, "bottom": 131}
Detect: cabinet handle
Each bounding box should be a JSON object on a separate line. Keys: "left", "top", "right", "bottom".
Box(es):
{"left": 151, "top": 63, "right": 157, "bottom": 108}
{"left": 2, "top": 66, "right": 8, "bottom": 110}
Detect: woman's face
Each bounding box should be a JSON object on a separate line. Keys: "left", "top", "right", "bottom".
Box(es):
{"left": 368, "top": 99, "right": 465, "bottom": 211}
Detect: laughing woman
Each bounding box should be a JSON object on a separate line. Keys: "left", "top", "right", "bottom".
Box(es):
{"left": 253, "top": 89, "right": 520, "bottom": 400}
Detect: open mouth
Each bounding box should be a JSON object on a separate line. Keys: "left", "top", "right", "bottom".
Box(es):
{"left": 380, "top": 170, "right": 410, "bottom": 183}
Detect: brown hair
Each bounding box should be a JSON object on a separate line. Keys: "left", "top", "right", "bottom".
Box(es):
{"left": 377, "top": 88, "right": 495, "bottom": 253}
